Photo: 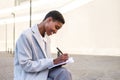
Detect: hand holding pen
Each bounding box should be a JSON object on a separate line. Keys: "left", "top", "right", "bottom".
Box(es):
{"left": 53, "top": 47, "right": 69, "bottom": 65}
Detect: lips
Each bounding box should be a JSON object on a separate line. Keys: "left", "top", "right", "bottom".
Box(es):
{"left": 50, "top": 32, "right": 53, "bottom": 35}
{"left": 48, "top": 31, "right": 53, "bottom": 35}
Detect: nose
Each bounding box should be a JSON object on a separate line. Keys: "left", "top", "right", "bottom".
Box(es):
{"left": 53, "top": 30, "right": 57, "bottom": 34}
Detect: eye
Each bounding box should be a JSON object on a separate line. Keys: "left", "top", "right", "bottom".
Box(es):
{"left": 55, "top": 26, "right": 60, "bottom": 30}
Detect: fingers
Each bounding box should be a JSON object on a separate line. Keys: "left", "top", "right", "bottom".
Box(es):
{"left": 53, "top": 53, "right": 69, "bottom": 65}
{"left": 60, "top": 54, "right": 68, "bottom": 61}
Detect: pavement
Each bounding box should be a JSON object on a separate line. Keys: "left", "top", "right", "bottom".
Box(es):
{"left": 0, "top": 52, "right": 120, "bottom": 80}
{"left": 0, "top": 52, "right": 13, "bottom": 80}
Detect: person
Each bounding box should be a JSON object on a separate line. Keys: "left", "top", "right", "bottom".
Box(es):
{"left": 14, "top": 10, "right": 72, "bottom": 80}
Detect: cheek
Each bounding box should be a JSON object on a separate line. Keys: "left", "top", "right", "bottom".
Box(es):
{"left": 45, "top": 23, "right": 51, "bottom": 30}
{"left": 46, "top": 22, "right": 55, "bottom": 31}
{"left": 46, "top": 25, "right": 52, "bottom": 33}
{"left": 48, "top": 24, "right": 54, "bottom": 30}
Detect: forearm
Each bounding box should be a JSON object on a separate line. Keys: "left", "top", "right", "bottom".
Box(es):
{"left": 19, "top": 58, "right": 54, "bottom": 72}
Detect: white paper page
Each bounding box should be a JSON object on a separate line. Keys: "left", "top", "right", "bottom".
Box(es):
{"left": 49, "top": 57, "right": 74, "bottom": 69}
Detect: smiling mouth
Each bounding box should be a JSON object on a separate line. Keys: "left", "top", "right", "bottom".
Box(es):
{"left": 48, "top": 31, "right": 53, "bottom": 35}
{"left": 51, "top": 32, "right": 53, "bottom": 35}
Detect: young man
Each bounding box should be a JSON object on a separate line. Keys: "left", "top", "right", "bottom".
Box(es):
{"left": 14, "top": 10, "right": 72, "bottom": 80}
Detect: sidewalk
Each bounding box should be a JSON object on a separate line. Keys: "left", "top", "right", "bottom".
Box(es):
{"left": 0, "top": 53, "right": 120, "bottom": 80}
{"left": 0, "top": 53, "right": 13, "bottom": 80}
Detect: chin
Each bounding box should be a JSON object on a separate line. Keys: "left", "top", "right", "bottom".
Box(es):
{"left": 47, "top": 33, "right": 51, "bottom": 36}
{"left": 47, "top": 32, "right": 53, "bottom": 36}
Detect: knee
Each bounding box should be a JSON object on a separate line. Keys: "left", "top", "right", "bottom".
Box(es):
{"left": 60, "top": 67, "right": 71, "bottom": 76}
{"left": 59, "top": 67, "right": 72, "bottom": 80}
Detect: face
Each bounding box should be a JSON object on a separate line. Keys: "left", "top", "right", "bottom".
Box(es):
{"left": 45, "top": 18, "right": 63, "bottom": 36}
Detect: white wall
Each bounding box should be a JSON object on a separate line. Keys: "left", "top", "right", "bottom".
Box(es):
{"left": 51, "top": 0, "right": 120, "bottom": 56}
{"left": 0, "top": 0, "right": 14, "bottom": 9}
{"left": 0, "top": 0, "right": 120, "bottom": 56}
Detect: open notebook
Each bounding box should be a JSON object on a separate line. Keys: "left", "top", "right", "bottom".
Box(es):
{"left": 49, "top": 57, "right": 74, "bottom": 69}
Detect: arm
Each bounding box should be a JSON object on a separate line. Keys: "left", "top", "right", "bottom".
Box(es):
{"left": 16, "top": 34, "right": 54, "bottom": 72}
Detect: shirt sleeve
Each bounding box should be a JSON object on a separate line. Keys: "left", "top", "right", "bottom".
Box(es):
{"left": 16, "top": 33, "right": 54, "bottom": 72}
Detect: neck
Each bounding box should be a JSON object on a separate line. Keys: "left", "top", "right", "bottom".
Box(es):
{"left": 37, "top": 22, "right": 45, "bottom": 37}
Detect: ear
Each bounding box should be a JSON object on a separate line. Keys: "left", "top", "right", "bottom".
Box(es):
{"left": 46, "top": 17, "right": 53, "bottom": 22}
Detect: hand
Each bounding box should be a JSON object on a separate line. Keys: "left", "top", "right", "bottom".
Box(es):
{"left": 53, "top": 54, "right": 68, "bottom": 65}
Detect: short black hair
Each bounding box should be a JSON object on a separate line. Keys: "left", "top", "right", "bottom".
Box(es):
{"left": 43, "top": 10, "right": 65, "bottom": 24}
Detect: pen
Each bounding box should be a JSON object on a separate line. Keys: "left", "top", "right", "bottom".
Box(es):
{"left": 56, "top": 47, "right": 63, "bottom": 55}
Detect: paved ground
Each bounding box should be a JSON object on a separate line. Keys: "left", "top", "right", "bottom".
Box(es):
{"left": 0, "top": 52, "right": 120, "bottom": 80}
{"left": 0, "top": 53, "right": 13, "bottom": 80}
